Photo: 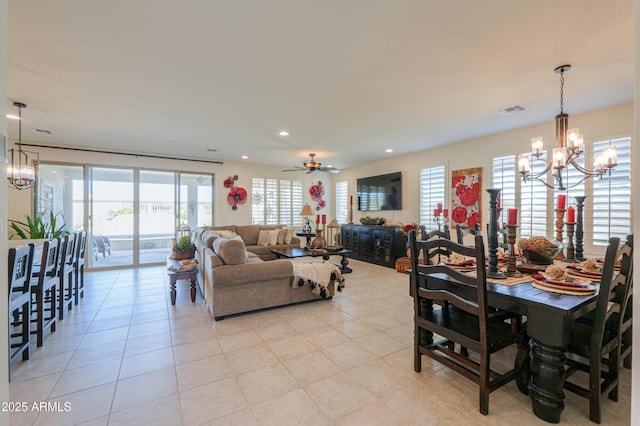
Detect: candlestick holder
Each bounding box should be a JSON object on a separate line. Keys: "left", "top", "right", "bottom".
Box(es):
{"left": 505, "top": 224, "right": 522, "bottom": 277}
{"left": 432, "top": 213, "right": 449, "bottom": 232}
{"left": 486, "top": 188, "right": 506, "bottom": 279}
{"left": 348, "top": 197, "right": 354, "bottom": 224}
{"left": 574, "top": 196, "right": 586, "bottom": 261}
{"left": 562, "top": 222, "right": 576, "bottom": 263}
{"left": 554, "top": 208, "right": 566, "bottom": 260}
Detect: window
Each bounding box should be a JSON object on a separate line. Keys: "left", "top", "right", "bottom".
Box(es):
{"left": 519, "top": 152, "right": 548, "bottom": 237}
{"left": 419, "top": 165, "right": 446, "bottom": 227}
{"left": 492, "top": 155, "right": 516, "bottom": 223}
{"left": 335, "top": 181, "right": 348, "bottom": 224}
{"left": 591, "top": 137, "right": 632, "bottom": 246}
{"left": 252, "top": 178, "right": 303, "bottom": 225}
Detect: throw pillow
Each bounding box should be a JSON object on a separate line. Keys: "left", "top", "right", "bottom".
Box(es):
{"left": 212, "top": 237, "right": 248, "bottom": 265}
{"left": 257, "top": 230, "right": 270, "bottom": 246}
{"left": 268, "top": 229, "right": 279, "bottom": 245}
{"left": 201, "top": 230, "right": 220, "bottom": 248}
{"left": 284, "top": 226, "right": 295, "bottom": 244}
{"left": 218, "top": 230, "right": 238, "bottom": 239}
{"left": 277, "top": 228, "right": 287, "bottom": 244}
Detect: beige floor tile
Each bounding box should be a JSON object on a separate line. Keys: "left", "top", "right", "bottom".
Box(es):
{"left": 119, "top": 346, "right": 174, "bottom": 379}
{"left": 179, "top": 377, "right": 248, "bottom": 424}
{"left": 225, "top": 343, "right": 279, "bottom": 374}
{"left": 170, "top": 322, "right": 216, "bottom": 346}
{"left": 206, "top": 407, "right": 258, "bottom": 426}
{"left": 266, "top": 334, "right": 318, "bottom": 361}
{"left": 33, "top": 382, "right": 116, "bottom": 426}
{"left": 332, "top": 319, "right": 378, "bottom": 339}
{"left": 176, "top": 354, "right": 234, "bottom": 392}
{"left": 124, "top": 330, "right": 173, "bottom": 356}
{"left": 382, "top": 382, "right": 468, "bottom": 424}
{"left": 251, "top": 388, "right": 331, "bottom": 426}
{"left": 50, "top": 358, "right": 121, "bottom": 398}
{"left": 78, "top": 326, "right": 129, "bottom": 350}
{"left": 66, "top": 339, "right": 126, "bottom": 369}
{"left": 253, "top": 320, "right": 298, "bottom": 342}
{"left": 216, "top": 329, "right": 263, "bottom": 352}
{"left": 109, "top": 394, "right": 182, "bottom": 426}
{"left": 353, "top": 331, "right": 408, "bottom": 357}
{"left": 305, "top": 373, "right": 376, "bottom": 419}
{"left": 236, "top": 363, "right": 300, "bottom": 404}
{"left": 111, "top": 367, "right": 178, "bottom": 412}
{"left": 320, "top": 340, "right": 377, "bottom": 370}
{"left": 29, "top": 334, "right": 83, "bottom": 359}
{"left": 347, "top": 359, "right": 413, "bottom": 398}
{"left": 303, "top": 326, "right": 350, "bottom": 349}
{"left": 335, "top": 401, "right": 405, "bottom": 426}
{"left": 284, "top": 350, "right": 342, "bottom": 387}
{"left": 127, "top": 318, "right": 171, "bottom": 338}
{"left": 9, "top": 372, "right": 61, "bottom": 402}
{"left": 10, "top": 351, "right": 74, "bottom": 382}
{"left": 173, "top": 336, "right": 223, "bottom": 365}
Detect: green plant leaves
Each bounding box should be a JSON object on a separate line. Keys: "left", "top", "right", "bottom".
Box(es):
{"left": 9, "top": 211, "right": 69, "bottom": 239}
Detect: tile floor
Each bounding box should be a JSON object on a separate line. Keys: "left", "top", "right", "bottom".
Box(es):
{"left": 9, "top": 259, "right": 631, "bottom": 425}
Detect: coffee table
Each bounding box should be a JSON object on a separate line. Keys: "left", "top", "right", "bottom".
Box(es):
{"left": 271, "top": 247, "right": 353, "bottom": 273}
{"left": 166, "top": 257, "right": 198, "bottom": 305}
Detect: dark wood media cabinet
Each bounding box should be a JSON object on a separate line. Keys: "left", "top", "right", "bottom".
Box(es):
{"left": 341, "top": 224, "right": 407, "bottom": 268}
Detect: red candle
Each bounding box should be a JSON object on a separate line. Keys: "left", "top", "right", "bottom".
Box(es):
{"left": 350, "top": 195, "right": 353, "bottom": 204}
{"left": 557, "top": 194, "right": 566, "bottom": 210}
{"left": 507, "top": 208, "right": 518, "bottom": 225}
{"left": 567, "top": 206, "right": 575, "bottom": 223}
{"left": 322, "top": 214, "right": 326, "bottom": 224}
{"left": 316, "top": 215, "right": 320, "bottom": 224}
{"left": 443, "top": 209, "right": 449, "bottom": 218}
{"left": 433, "top": 208, "right": 439, "bottom": 217}
{"left": 437, "top": 203, "right": 443, "bottom": 214}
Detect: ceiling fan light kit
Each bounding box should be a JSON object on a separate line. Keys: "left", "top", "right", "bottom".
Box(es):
{"left": 282, "top": 153, "right": 340, "bottom": 174}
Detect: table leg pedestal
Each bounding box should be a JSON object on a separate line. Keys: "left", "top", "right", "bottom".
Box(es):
{"left": 170, "top": 277, "right": 177, "bottom": 305}
{"left": 530, "top": 339, "right": 566, "bottom": 423}
{"left": 190, "top": 277, "right": 197, "bottom": 302}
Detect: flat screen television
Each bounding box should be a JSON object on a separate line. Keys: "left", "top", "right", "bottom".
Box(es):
{"left": 357, "top": 172, "right": 402, "bottom": 211}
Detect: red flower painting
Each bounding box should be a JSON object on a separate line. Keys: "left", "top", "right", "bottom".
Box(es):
{"left": 451, "top": 168, "right": 482, "bottom": 229}
{"left": 227, "top": 186, "right": 247, "bottom": 210}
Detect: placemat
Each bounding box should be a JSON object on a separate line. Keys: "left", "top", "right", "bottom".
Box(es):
{"left": 489, "top": 274, "right": 532, "bottom": 286}
{"left": 531, "top": 280, "right": 596, "bottom": 296}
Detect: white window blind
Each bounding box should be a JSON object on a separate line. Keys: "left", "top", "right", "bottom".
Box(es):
{"left": 492, "top": 155, "right": 516, "bottom": 224}
{"left": 419, "top": 165, "right": 446, "bottom": 228}
{"left": 252, "top": 178, "right": 303, "bottom": 225}
{"left": 520, "top": 153, "right": 548, "bottom": 237}
{"left": 592, "top": 137, "right": 632, "bottom": 246}
{"left": 335, "top": 181, "right": 348, "bottom": 224}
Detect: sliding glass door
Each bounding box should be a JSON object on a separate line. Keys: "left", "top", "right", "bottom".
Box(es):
{"left": 37, "top": 163, "right": 214, "bottom": 269}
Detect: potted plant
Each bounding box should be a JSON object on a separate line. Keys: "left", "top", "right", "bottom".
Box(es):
{"left": 172, "top": 235, "right": 195, "bottom": 259}
{"left": 9, "top": 211, "right": 69, "bottom": 239}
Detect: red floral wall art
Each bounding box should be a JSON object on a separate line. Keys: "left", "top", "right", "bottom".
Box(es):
{"left": 224, "top": 175, "right": 247, "bottom": 210}
{"left": 309, "top": 181, "right": 326, "bottom": 210}
{"left": 451, "top": 167, "right": 482, "bottom": 228}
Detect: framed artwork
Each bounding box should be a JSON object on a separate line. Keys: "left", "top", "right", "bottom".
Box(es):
{"left": 451, "top": 167, "right": 482, "bottom": 228}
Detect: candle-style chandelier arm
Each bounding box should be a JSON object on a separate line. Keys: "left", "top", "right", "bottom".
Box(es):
{"left": 523, "top": 156, "right": 554, "bottom": 180}
{"left": 527, "top": 173, "right": 592, "bottom": 191}
{"left": 567, "top": 157, "right": 605, "bottom": 177}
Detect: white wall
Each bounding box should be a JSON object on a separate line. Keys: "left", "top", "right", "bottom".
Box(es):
{"left": 335, "top": 103, "right": 633, "bottom": 248}
{"left": 6, "top": 145, "right": 330, "bottom": 230}
{"left": 1, "top": 0, "right": 10, "bottom": 417}
{"left": 632, "top": 1, "right": 639, "bottom": 423}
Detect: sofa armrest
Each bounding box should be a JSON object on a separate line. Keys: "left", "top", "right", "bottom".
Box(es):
{"left": 212, "top": 259, "right": 293, "bottom": 287}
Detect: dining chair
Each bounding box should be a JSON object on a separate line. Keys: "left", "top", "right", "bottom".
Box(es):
{"left": 30, "top": 238, "right": 61, "bottom": 347}
{"left": 419, "top": 225, "right": 451, "bottom": 265}
{"left": 8, "top": 243, "right": 34, "bottom": 379}
{"left": 563, "top": 234, "right": 633, "bottom": 424}
{"left": 408, "top": 230, "right": 527, "bottom": 415}
{"left": 73, "top": 230, "right": 87, "bottom": 304}
{"left": 456, "top": 223, "right": 480, "bottom": 245}
{"left": 57, "top": 233, "right": 76, "bottom": 320}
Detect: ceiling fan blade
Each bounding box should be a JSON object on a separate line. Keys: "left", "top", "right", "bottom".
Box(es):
{"left": 319, "top": 167, "right": 340, "bottom": 174}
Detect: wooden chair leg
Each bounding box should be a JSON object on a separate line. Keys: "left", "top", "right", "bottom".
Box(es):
{"left": 589, "top": 359, "right": 602, "bottom": 424}
{"left": 479, "top": 354, "right": 490, "bottom": 415}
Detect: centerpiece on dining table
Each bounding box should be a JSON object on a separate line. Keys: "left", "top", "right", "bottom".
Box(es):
{"left": 517, "top": 236, "right": 563, "bottom": 265}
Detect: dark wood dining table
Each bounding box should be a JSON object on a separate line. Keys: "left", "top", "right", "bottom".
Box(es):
{"left": 419, "top": 272, "right": 599, "bottom": 423}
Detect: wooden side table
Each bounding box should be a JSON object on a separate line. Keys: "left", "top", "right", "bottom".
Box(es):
{"left": 166, "top": 257, "right": 198, "bottom": 305}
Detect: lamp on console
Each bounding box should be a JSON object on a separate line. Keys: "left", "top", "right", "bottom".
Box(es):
{"left": 299, "top": 204, "right": 315, "bottom": 234}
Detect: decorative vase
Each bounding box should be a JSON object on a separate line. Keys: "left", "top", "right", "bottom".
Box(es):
{"left": 310, "top": 229, "right": 326, "bottom": 249}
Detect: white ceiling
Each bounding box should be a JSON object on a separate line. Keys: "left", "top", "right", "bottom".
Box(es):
{"left": 7, "top": 0, "right": 634, "bottom": 171}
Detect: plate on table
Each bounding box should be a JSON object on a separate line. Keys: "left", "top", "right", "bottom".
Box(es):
{"left": 531, "top": 273, "right": 596, "bottom": 293}
{"left": 444, "top": 260, "right": 475, "bottom": 269}
{"left": 516, "top": 263, "right": 546, "bottom": 274}
{"left": 565, "top": 265, "right": 602, "bottom": 279}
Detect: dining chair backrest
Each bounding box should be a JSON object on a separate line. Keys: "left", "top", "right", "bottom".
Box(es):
{"left": 456, "top": 223, "right": 480, "bottom": 245}
{"left": 38, "top": 238, "right": 61, "bottom": 282}
{"left": 9, "top": 244, "right": 35, "bottom": 295}
{"left": 75, "top": 230, "right": 87, "bottom": 266}
{"left": 62, "top": 233, "right": 76, "bottom": 268}
{"left": 420, "top": 225, "right": 452, "bottom": 265}
{"left": 410, "top": 231, "right": 488, "bottom": 322}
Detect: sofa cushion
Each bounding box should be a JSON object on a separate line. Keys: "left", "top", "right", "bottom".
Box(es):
{"left": 236, "top": 225, "right": 260, "bottom": 245}
{"left": 212, "top": 237, "right": 248, "bottom": 265}
{"left": 257, "top": 230, "right": 270, "bottom": 246}
{"left": 284, "top": 226, "right": 295, "bottom": 244}
{"left": 276, "top": 228, "right": 287, "bottom": 244}
{"left": 202, "top": 229, "right": 239, "bottom": 248}
{"left": 268, "top": 229, "right": 280, "bottom": 245}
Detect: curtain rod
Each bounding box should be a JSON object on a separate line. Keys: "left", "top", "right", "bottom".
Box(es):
{"left": 20, "top": 143, "right": 224, "bottom": 165}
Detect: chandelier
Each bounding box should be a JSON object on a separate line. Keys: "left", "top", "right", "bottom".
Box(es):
{"left": 7, "top": 102, "right": 39, "bottom": 190}
{"left": 518, "top": 65, "right": 617, "bottom": 190}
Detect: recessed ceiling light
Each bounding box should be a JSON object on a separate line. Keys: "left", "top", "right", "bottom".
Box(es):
{"left": 6, "top": 114, "right": 19, "bottom": 120}
{"left": 241, "top": 155, "right": 248, "bottom": 159}
{"left": 385, "top": 149, "right": 393, "bottom": 153}
{"left": 206, "top": 148, "right": 219, "bottom": 152}
{"left": 279, "top": 131, "right": 289, "bottom": 136}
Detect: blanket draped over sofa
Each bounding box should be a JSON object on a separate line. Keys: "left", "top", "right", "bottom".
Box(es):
{"left": 290, "top": 260, "right": 345, "bottom": 299}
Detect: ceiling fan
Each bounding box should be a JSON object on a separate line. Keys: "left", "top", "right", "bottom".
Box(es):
{"left": 282, "top": 153, "right": 340, "bottom": 174}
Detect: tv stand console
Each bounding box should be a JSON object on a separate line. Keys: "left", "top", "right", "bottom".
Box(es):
{"left": 341, "top": 224, "right": 407, "bottom": 268}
